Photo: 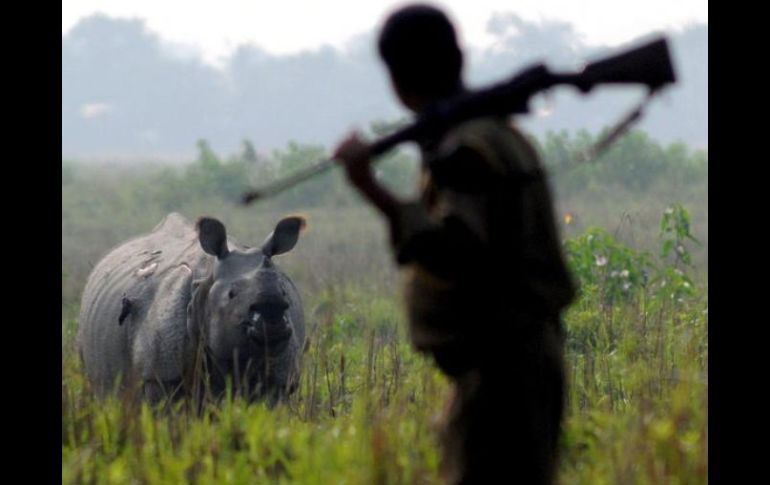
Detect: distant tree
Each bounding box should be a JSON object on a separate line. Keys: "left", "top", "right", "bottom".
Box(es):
{"left": 240, "top": 139, "right": 257, "bottom": 165}
{"left": 196, "top": 139, "right": 220, "bottom": 169}
{"left": 274, "top": 141, "right": 326, "bottom": 176}
{"left": 188, "top": 139, "right": 250, "bottom": 200}
{"left": 241, "top": 139, "right": 258, "bottom": 164}
{"left": 267, "top": 141, "right": 354, "bottom": 208}
{"left": 539, "top": 129, "right": 707, "bottom": 196}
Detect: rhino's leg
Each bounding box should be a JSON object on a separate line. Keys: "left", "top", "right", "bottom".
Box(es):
{"left": 262, "top": 345, "right": 302, "bottom": 405}
{"left": 143, "top": 378, "right": 184, "bottom": 404}
{"left": 132, "top": 266, "right": 194, "bottom": 402}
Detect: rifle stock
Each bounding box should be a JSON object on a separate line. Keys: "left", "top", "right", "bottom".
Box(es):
{"left": 576, "top": 37, "right": 676, "bottom": 92}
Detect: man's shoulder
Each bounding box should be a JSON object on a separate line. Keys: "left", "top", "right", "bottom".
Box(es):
{"left": 438, "top": 118, "right": 540, "bottom": 175}
{"left": 445, "top": 116, "right": 532, "bottom": 139}
{"left": 443, "top": 117, "right": 507, "bottom": 147}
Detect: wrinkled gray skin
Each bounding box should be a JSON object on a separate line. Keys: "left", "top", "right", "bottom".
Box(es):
{"left": 77, "top": 213, "right": 306, "bottom": 405}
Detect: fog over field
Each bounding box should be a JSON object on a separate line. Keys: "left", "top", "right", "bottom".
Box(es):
{"left": 62, "top": 14, "right": 707, "bottom": 160}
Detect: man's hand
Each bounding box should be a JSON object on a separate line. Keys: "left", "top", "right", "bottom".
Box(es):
{"left": 332, "top": 132, "right": 400, "bottom": 221}
{"left": 333, "top": 132, "right": 375, "bottom": 188}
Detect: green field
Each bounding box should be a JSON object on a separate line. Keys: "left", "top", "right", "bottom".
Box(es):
{"left": 62, "top": 131, "right": 708, "bottom": 485}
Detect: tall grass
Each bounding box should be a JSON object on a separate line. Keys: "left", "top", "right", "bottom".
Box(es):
{"left": 63, "top": 278, "right": 707, "bottom": 484}
{"left": 62, "top": 153, "right": 707, "bottom": 484}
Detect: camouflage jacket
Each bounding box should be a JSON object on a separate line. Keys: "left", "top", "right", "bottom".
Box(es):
{"left": 388, "top": 118, "right": 576, "bottom": 370}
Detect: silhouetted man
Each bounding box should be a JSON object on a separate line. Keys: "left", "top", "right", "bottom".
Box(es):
{"left": 333, "top": 4, "right": 576, "bottom": 484}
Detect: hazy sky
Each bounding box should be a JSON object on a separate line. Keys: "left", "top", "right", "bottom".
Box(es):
{"left": 62, "top": 0, "right": 707, "bottom": 65}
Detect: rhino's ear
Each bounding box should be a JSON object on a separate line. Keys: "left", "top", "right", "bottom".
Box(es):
{"left": 261, "top": 216, "right": 306, "bottom": 257}
{"left": 197, "top": 217, "right": 229, "bottom": 259}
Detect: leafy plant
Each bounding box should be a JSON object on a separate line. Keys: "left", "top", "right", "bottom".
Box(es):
{"left": 564, "top": 227, "right": 653, "bottom": 305}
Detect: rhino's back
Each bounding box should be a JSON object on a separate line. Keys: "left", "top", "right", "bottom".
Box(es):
{"left": 77, "top": 213, "right": 209, "bottom": 392}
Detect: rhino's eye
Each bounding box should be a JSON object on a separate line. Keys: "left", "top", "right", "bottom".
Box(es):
{"left": 228, "top": 289, "right": 237, "bottom": 299}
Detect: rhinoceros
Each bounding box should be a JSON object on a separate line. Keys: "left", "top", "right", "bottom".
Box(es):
{"left": 77, "top": 212, "right": 306, "bottom": 404}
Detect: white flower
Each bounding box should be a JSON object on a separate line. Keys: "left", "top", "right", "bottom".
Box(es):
{"left": 676, "top": 245, "right": 685, "bottom": 255}
{"left": 595, "top": 255, "right": 608, "bottom": 267}
{"left": 620, "top": 270, "right": 630, "bottom": 278}
{"left": 683, "top": 282, "right": 691, "bottom": 288}
{"left": 665, "top": 207, "right": 674, "bottom": 215}
{"left": 623, "top": 282, "right": 632, "bottom": 291}
{"left": 610, "top": 270, "right": 619, "bottom": 277}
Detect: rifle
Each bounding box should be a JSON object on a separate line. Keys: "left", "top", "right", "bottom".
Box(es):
{"left": 241, "top": 36, "right": 675, "bottom": 204}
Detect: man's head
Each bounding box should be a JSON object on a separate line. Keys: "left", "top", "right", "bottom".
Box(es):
{"left": 378, "top": 4, "right": 464, "bottom": 111}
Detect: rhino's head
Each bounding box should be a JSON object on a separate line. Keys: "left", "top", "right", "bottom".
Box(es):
{"left": 189, "top": 215, "right": 305, "bottom": 401}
